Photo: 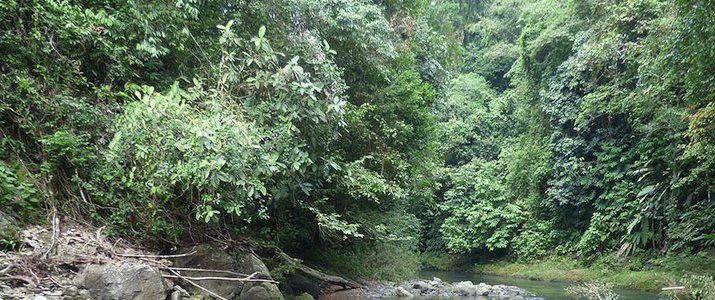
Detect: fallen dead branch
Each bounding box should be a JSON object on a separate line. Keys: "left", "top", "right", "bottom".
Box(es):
{"left": 0, "top": 275, "right": 35, "bottom": 286}
{"left": 142, "top": 258, "right": 227, "bottom": 300}
{"left": 114, "top": 251, "right": 197, "bottom": 259}
{"left": 42, "top": 208, "right": 59, "bottom": 260}
{"left": 661, "top": 286, "right": 685, "bottom": 291}
{"left": 158, "top": 266, "right": 250, "bottom": 277}
{"left": 0, "top": 264, "right": 13, "bottom": 275}
{"left": 264, "top": 246, "right": 361, "bottom": 290}
{"left": 162, "top": 272, "right": 278, "bottom": 284}
{"left": 47, "top": 275, "right": 67, "bottom": 288}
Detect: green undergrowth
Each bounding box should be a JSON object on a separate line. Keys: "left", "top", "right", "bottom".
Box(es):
{"left": 471, "top": 252, "right": 715, "bottom": 290}
{"left": 420, "top": 252, "right": 480, "bottom": 272}
{"left": 302, "top": 241, "right": 422, "bottom": 281}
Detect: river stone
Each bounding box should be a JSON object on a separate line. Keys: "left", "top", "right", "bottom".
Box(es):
{"left": 284, "top": 272, "right": 322, "bottom": 297}
{"left": 395, "top": 286, "right": 413, "bottom": 298}
{"left": 294, "top": 292, "right": 315, "bottom": 300}
{"left": 412, "top": 280, "right": 435, "bottom": 293}
{"left": 173, "top": 244, "right": 241, "bottom": 299}
{"left": 235, "top": 251, "right": 283, "bottom": 299}
{"left": 239, "top": 282, "right": 284, "bottom": 300}
{"left": 174, "top": 244, "right": 283, "bottom": 299}
{"left": 429, "top": 277, "right": 444, "bottom": 287}
{"left": 0, "top": 211, "right": 20, "bottom": 243}
{"left": 452, "top": 281, "right": 490, "bottom": 296}
{"left": 235, "top": 252, "right": 272, "bottom": 278}
{"left": 75, "top": 262, "right": 167, "bottom": 300}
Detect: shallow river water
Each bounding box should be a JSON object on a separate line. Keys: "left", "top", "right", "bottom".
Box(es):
{"left": 333, "top": 271, "right": 664, "bottom": 300}
{"left": 411, "top": 271, "right": 664, "bottom": 300}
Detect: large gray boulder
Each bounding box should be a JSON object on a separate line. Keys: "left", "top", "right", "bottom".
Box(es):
{"left": 239, "top": 282, "right": 284, "bottom": 300}
{"left": 235, "top": 252, "right": 271, "bottom": 278}
{"left": 0, "top": 211, "right": 20, "bottom": 243}
{"left": 75, "top": 262, "right": 167, "bottom": 300}
{"left": 235, "top": 251, "right": 283, "bottom": 300}
{"left": 173, "top": 244, "right": 242, "bottom": 299}
{"left": 173, "top": 244, "right": 283, "bottom": 300}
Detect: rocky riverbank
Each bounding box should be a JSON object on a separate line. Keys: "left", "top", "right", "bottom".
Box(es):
{"left": 1, "top": 217, "right": 542, "bottom": 300}
{"left": 0, "top": 219, "right": 285, "bottom": 300}
{"left": 344, "top": 277, "right": 543, "bottom": 299}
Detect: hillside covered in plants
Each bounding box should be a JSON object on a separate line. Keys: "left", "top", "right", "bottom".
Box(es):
{"left": 1, "top": 0, "right": 713, "bottom": 295}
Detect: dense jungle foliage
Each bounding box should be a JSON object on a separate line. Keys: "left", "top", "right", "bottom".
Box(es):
{"left": 1, "top": 0, "right": 713, "bottom": 281}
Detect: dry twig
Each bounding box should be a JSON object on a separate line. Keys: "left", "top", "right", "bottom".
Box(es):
{"left": 161, "top": 272, "right": 277, "bottom": 284}
{"left": 157, "top": 266, "right": 250, "bottom": 277}
{"left": 114, "top": 251, "right": 197, "bottom": 259}
{"left": 0, "top": 275, "right": 35, "bottom": 286}
{"left": 141, "top": 258, "right": 227, "bottom": 300}
{"left": 43, "top": 208, "right": 59, "bottom": 259}
{"left": 0, "top": 264, "right": 13, "bottom": 275}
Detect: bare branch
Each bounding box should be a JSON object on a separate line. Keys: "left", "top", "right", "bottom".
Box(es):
{"left": 157, "top": 266, "right": 250, "bottom": 277}
{"left": 114, "top": 250, "right": 197, "bottom": 259}
{"left": 161, "top": 272, "right": 278, "bottom": 284}
{"left": 140, "top": 258, "right": 227, "bottom": 300}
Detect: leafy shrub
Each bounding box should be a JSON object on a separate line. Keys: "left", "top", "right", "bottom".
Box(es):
{"left": 565, "top": 282, "right": 619, "bottom": 300}
{"left": 668, "top": 202, "right": 715, "bottom": 251}
{"left": 0, "top": 162, "right": 41, "bottom": 220}
{"left": 317, "top": 239, "right": 421, "bottom": 280}
{"left": 98, "top": 84, "right": 270, "bottom": 236}
{"left": 302, "top": 210, "right": 422, "bottom": 280}
{"left": 512, "top": 220, "right": 559, "bottom": 260}
{"left": 440, "top": 159, "right": 524, "bottom": 252}
{"left": 664, "top": 274, "right": 715, "bottom": 300}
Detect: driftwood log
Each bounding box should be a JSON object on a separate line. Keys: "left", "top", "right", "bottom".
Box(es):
{"left": 259, "top": 246, "right": 362, "bottom": 293}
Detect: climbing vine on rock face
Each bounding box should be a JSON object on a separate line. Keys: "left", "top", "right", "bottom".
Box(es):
{"left": 440, "top": 159, "right": 523, "bottom": 252}
{"left": 434, "top": 0, "right": 715, "bottom": 260}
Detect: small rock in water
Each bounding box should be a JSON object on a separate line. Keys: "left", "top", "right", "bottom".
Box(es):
{"left": 361, "top": 276, "right": 537, "bottom": 299}
{"left": 395, "top": 286, "right": 414, "bottom": 298}
{"left": 412, "top": 280, "right": 435, "bottom": 293}
{"left": 452, "top": 281, "right": 474, "bottom": 296}
{"left": 428, "top": 277, "right": 444, "bottom": 287}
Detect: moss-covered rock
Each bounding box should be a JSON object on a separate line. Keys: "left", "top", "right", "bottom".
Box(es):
{"left": 0, "top": 211, "right": 20, "bottom": 246}
{"left": 293, "top": 292, "right": 315, "bottom": 300}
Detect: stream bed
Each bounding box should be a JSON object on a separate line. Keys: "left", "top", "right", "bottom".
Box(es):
{"left": 326, "top": 271, "right": 665, "bottom": 300}
{"left": 414, "top": 271, "right": 663, "bottom": 300}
